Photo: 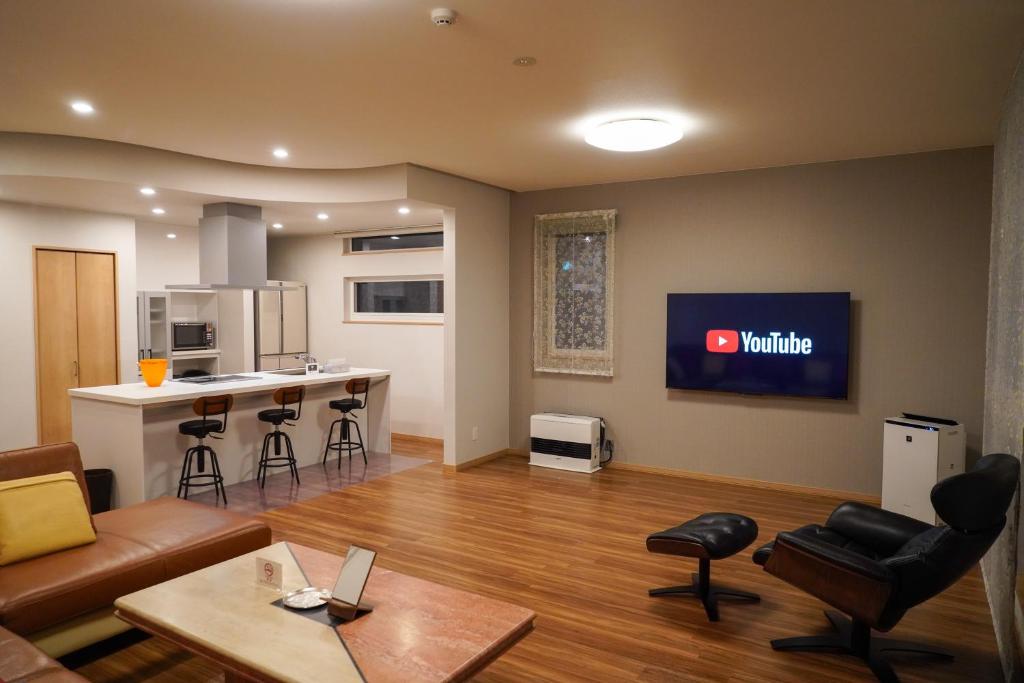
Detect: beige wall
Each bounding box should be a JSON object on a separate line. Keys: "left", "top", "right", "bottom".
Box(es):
{"left": 0, "top": 201, "right": 138, "bottom": 451}
{"left": 268, "top": 234, "right": 445, "bottom": 438}
{"left": 510, "top": 148, "right": 993, "bottom": 495}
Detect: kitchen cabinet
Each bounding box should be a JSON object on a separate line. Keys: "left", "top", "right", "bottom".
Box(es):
{"left": 281, "top": 284, "right": 307, "bottom": 354}
{"left": 259, "top": 354, "right": 305, "bottom": 371}
{"left": 258, "top": 285, "right": 282, "bottom": 355}
{"left": 137, "top": 291, "right": 171, "bottom": 363}
{"left": 256, "top": 281, "right": 307, "bottom": 367}
{"left": 137, "top": 290, "right": 220, "bottom": 378}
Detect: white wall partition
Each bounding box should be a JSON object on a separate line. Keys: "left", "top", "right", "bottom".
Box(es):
{"left": 269, "top": 235, "right": 445, "bottom": 439}
{"left": 0, "top": 201, "right": 138, "bottom": 451}
{"left": 134, "top": 220, "right": 199, "bottom": 290}
{"left": 406, "top": 167, "right": 511, "bottom": 466}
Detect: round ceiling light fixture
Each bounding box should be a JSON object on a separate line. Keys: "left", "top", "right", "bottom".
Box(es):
{"left": 166, "top": 233, "right": 177, "bottom": 239}
{"left": 151, "top": 207, "right": 166, "bottom": 215}
{"left": 397, "top": 206, "right": 411, "bottom": 215}
{"left": 584, "top": 118, "right": 683, "bottom": 152}
{"left": 272, "top": 222, "right": 283, "bottom": 229}
{"left": 139, "top": 186, "right": 156, "bottom": 196}
{"left": 70, "top": 100, "right": 94, "bottom": 115}
{"left": 272, "top": 147, "right": 289, "bottom": 159}
{"left": 317, "top": 212, "right": 329, "bottom": 220}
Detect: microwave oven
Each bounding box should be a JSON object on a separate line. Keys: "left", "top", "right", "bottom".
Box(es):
{"left": 172, "top": 322, "right": 215, "bottom": 350}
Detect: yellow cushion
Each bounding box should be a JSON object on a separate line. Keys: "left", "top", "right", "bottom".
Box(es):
{"left": 0, "top": 471, "right": 96, "bottom": 566}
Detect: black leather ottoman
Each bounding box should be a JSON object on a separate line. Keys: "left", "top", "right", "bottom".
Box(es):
{"left": 646, "top": 512, "right": 760, "bottom": 622}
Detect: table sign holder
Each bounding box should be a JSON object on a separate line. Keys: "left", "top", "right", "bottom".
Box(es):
{"left": 255, "top": 557, "right": 283, "bottom": 591}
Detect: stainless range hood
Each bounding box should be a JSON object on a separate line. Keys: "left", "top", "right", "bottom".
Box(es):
{"left": 169, "top": 202, "right": 289, "bottom": 291}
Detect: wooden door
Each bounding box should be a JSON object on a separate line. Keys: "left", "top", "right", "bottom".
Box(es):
{"left": 36, "top": 250, "right": 80, "bottom": 444}
{"left": 75, "top": 252, "right": 118, "bottom": 387}
{"left": 36, "top": 249, "right": 118, "bottom": 444}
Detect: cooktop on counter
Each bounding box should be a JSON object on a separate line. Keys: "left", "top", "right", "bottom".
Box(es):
{"left": 172, "top": 374, "right": 254, "bottom": 385}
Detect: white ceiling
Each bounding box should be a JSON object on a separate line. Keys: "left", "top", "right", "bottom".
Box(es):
{"left": 0, "top": 176, "right": 443, "bottom": 236}
{"left": 2, "top": 1, "right": 1023, "bottom": 191}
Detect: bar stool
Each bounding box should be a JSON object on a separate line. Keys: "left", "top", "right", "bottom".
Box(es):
{"left": 323, "top": 378, "right": 370, "bottom": 467}
{"left": 256, "top": 386, "right": 304, "bottom": 488}
{"left": 177, "top": 394, "right": 232, "bottom": 504}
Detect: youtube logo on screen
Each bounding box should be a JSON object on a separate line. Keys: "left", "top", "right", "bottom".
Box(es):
{"left": 705, "top": 328, "right": 814, "bottom": 355}
{"left": 706, "top": 329, "right": 739, "bottom": 353}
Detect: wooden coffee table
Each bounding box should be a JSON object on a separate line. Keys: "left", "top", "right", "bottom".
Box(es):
{"left": 114, "top": 542, "right": 535, "bottom": 682}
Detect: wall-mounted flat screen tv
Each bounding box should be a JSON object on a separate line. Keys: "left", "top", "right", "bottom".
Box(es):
{"left": 666, "top": 292, "right": 851, "bottom": 399}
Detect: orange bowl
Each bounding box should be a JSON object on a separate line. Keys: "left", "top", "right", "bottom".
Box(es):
{"left": 139, "top": 359, "right": 168, "bottom": 387}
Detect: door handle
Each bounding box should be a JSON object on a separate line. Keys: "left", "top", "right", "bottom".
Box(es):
{"left": 72, "top": 360, "right": 79, "bottom": 378}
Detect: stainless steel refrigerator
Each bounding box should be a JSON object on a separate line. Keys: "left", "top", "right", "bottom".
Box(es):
{"left": 255, "top": 281, "right": 307, "bottom": 370}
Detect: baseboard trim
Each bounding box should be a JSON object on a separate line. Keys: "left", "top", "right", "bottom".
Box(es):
{"left": 466, "top": 448, "right": 879, "bottom": 503}
{"left": 444, "top": 448, "right": 513, "bottom": 473}
{"left": 392, "top": 432, "right": 444, "bottom": 447}
{"left": 606, "top": 460, "right": 879, "bottom": 504}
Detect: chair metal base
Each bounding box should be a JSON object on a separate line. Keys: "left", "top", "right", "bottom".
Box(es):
{"left": 648, "top": 557, "right": 760, "bottom": 622}
{"left": 177, "top": 443, "right": 227, "bottom": 504}
{"left": 771, "top": 611, "right": 954, "bottom": 683}
{"left": 323, "top": 415, "right": 367, "bottom": 467}
{"left": 257, "top": 429, "right": 300, "bottom": 488}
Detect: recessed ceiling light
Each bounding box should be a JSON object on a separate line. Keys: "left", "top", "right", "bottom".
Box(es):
{"left": 272, "top": 147, "right": 289, "bottom": 159}
{"left": 166, "top": 233, "right": 176, "bottom": 239}
{"left": 139, "top": 187, "right": 156, "bottom": 196}
{"left": 390, "top": 235, "right": 401, "bottom": 240}
{"left": 317, "top": 212, "right": 329, "bottom": 220}
{"left": 151, "top": 207, "right": 166, "bottom": 215}
{"left": 584, "top": 118, "right": 683, "bottom": 152}
{"left": 70, "top": 100, "right": 94, "bottom": 115}
{"left": 397, "top": 206, "right": 411, "bottom": 215}
{"left": 512, "top": 56, "right": 537, "bottom": 67}
{"left": 272, "top": 223, "right": 283, "bottom": 229}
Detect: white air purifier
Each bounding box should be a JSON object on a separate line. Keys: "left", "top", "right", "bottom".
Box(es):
{"left": 529, "top": 413, "right": 602, "bottom": 473}
{"left": 881, "top": 416, "right": 966, "bottom": 524}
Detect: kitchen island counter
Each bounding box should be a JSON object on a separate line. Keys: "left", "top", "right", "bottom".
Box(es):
{"left": 70, "top": 369, "right": 391, "bottom": 507}
{"left": 70, "top": 368, "right": 390, "bottom": 406}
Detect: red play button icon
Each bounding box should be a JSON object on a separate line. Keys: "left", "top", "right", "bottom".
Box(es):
{"left": 706, "top": 329, "right": 739, "bottom": 353}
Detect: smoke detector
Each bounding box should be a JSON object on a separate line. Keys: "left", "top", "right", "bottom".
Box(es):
{"left": 431, "top": 8, "right": 456, "bottom": 26}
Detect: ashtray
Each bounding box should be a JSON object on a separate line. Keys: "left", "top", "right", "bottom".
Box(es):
{"left": 282, "top": 586, "right": 331, "bottom": 610}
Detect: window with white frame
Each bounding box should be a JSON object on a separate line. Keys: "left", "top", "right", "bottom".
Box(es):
{"left": 344, "top": 275, "right": 444, "bottom": 323}
{"left": 348, "top": 231, "right": 443, "bottom": 253}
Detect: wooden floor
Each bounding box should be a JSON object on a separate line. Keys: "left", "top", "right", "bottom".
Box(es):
{"left": 185, "top": 451, "right": 429, "bottom": 515}
{"left": 73, "top": 449, "right": 1002, "bottom": 682}
{"left": 390, "top": 432, "right": 444, "bottom": 462}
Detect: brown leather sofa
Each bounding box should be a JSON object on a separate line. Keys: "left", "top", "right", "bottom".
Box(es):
{"left": 0, "top": 626, "right": 87, "bottom": 682}
{"left": 0, "top": 442, "right": 272, "bottom": 658}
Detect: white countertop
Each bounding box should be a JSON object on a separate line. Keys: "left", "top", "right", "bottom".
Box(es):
{"left": 68, "top": 368, "right": 390, "bottom": 407}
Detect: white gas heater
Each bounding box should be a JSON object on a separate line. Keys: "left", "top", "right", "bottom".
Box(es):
{"left": 529, "top": 413, "right": 603, "bottom": 473}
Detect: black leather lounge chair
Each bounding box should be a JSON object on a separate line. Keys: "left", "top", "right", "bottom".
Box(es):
{"left": 752, "top": 452, "right": 1020, "bottom": 682}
